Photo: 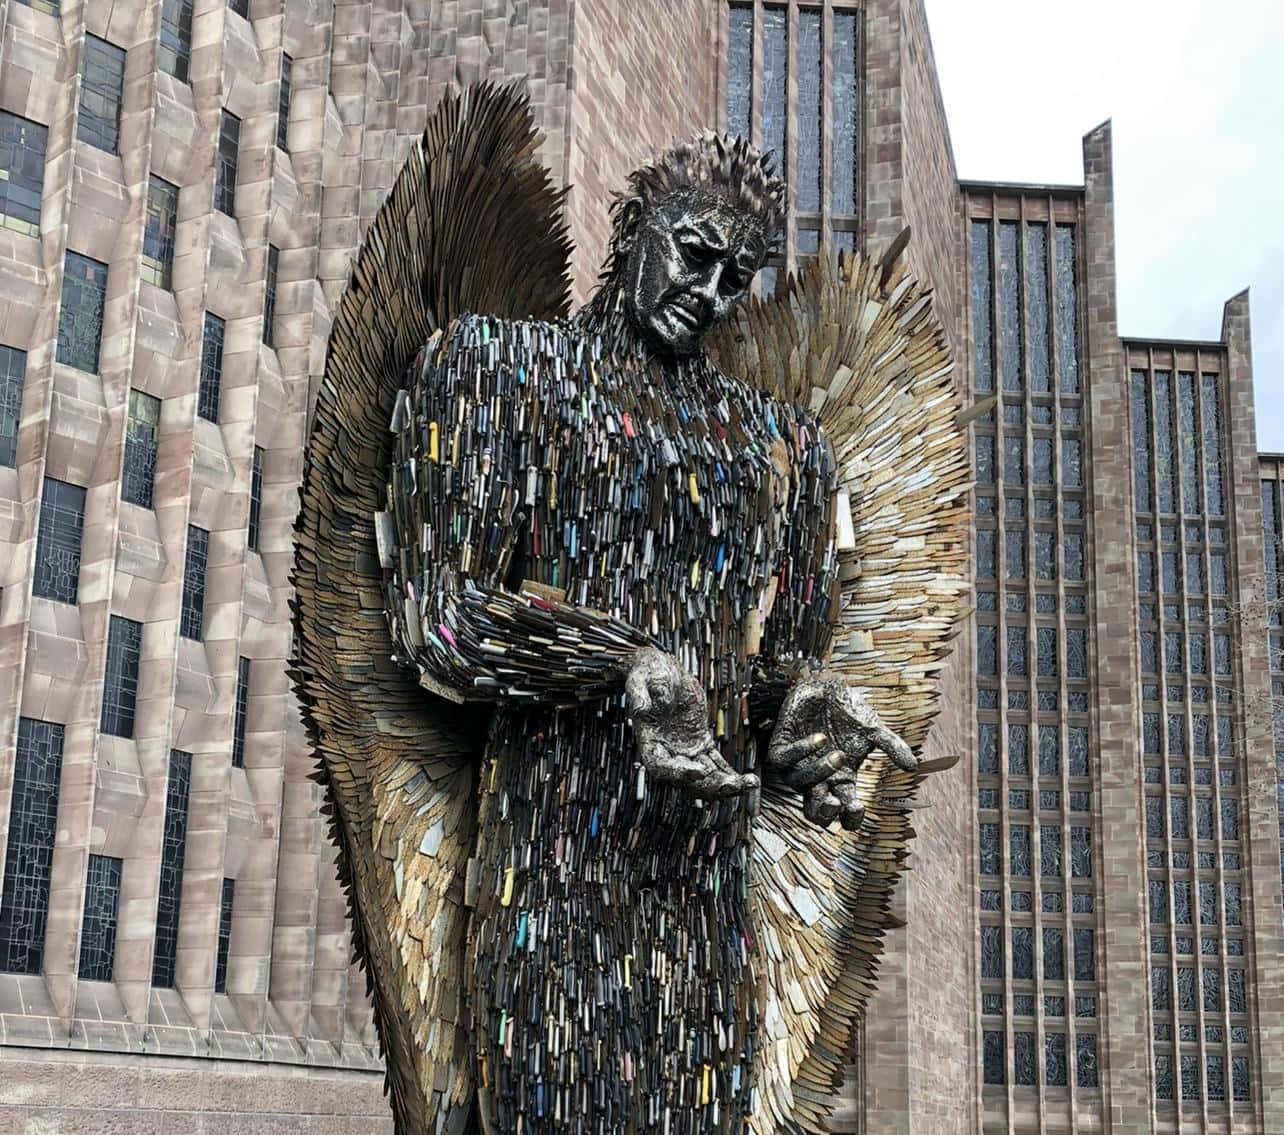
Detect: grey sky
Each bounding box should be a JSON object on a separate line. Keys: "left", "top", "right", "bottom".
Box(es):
{"left": 924, "top": 0, "right": 1284, "bottom": 452}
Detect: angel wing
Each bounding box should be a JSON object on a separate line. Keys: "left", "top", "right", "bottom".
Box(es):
{"left": 705, "top": 245, "right": 970, "bottom": 1133}
{"left": 291, "top": 83, "right": 571, "bottom": 1134}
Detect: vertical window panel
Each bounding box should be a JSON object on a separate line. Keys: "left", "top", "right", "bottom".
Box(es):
{"left": 1025, "top": 223, "right": 1049, "bottom": 392}
{"left": 1176, "top": 372, "right": 1200, "bottom": 513}
{"left": 795, "top": 11, "right": 821, "bottom": 214}
{"left": 1010, "top": 824, "right": 1031, "bottom": 878}
{"left": 1054, "top": 225, "right": 1078, "bottom": 392}
{"left": 970, "top": 221, "right": 994, "bottom": 394}
{"left": 57, "top": 252, "right": 108, "bottom": 373}
{"left": 215, "top": 878, "right": 235, "bottom": 992}
{"left": 1153, "top": 371, "right": 1175, "bottom": 514}
{"left": 830, "top": 12, "right": 859, "bottom": 219}
{"left": 0, "top": 343, "right": 25, "bottom": 466}
{"left": 198, "top": 313, "right": 226, "bottom": 423}
{"left": 277, "top": 53, "right": 293, "bottom": 152}
{"left": 0, "top": 111, "right": 49, "bottom": 236}
{"left": 77, "top": 36, "right": 126, "bottom": 154}
{"left": 122, "top": 390, "right": 161, "bottom": 509}
{"left": 151, "top": 750, "right": 191, "bottom": 988}
{"left": 215, "top": 111, "right": 240, "bottom": 216}
{"left": 1201, "top": 374, "right": 1224, "bottom": 516}
{"left": 1077, "top": 1034, "right": 1098, "bottom": 1088}
{"left": 33, "top": 477, "right": 86, "bottom": 604}
{"left": 983, "top": 1030, "right": 1005, "bottom": 1085}
{"left": 1011, "top": 926, "right": 1034, "bottom": 980}
{"left": 77, "top": 854, "right": 122, "bottom": 981}
{"left": 158, "top": 0, "right": 194, "bottom": 84}
{"left": 180, "top": 526, "right": 208, "bottom": 640}
{"left": 263, "top": 245, "right": 279, "bottom": 347}
{"left": 726, "top": 5, "right": 753, "bottom": 140}
{"left": 1074, "top": 927, "right": 1095, "bottom": 981}
{"left": 248, "top": 445, "right": 264, "bottom": 550}
{"left": 101, "top": 615, "right": 143, "bottom": 739}
{"left": 1042, "top": 926, "right": 1064, "bottom": 979}
{"left": 1045, "top": 1032, "right": 1067, "bottom": 1087}
{"left": 979, "top": 823, "right": 1001, "bottom": 876}
{"left": 760, "top": 8, "right": 787, "bottom": 183}
{"left": 141, "top": 177, "right": 179, "bottom": 289}
{"left": 232, "top": 656, "right": 251, "bottom": 768}
{"left": 1014, "top": 1031, "right": 1036, "bottom": 1085}
{"left": 998, "top": 221, "right": 1023, "bottom": 391}
{"left": 0, "top": 719, "right": 64, "bottom": 974}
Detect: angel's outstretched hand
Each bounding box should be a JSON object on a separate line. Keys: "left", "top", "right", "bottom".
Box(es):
{"left": 766, "top": 676, "right": 916, "bottom": 829}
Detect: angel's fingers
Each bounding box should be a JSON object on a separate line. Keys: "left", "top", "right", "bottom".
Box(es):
{"left": 768, "top": 731, "right": 829, "bottom": 768}
{"left": 803, "top": 786, "right": 841, "bottom": 826}
{"left": 625, "top": 669, "right": 653, "bottom": 717}
{"left": 874, "top": 723, "right": 918, "bottom": 772}
{"left": 785, "top": 748, "right": 848, "bottom": 790}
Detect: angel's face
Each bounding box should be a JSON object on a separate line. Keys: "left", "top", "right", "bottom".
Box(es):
{"left": 620, "top": 192, "right": 768, "bottom": 358}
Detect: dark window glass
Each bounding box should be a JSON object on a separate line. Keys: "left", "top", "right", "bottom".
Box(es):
{"left": 1152, "top": 966, "right": 1170, "bottom": 1011}
{"left": 1177, "top": 965, "right": 1197, "bottom": 1012}
{"left": 1025, "top": 223, "right": 1050, "bottom": 391}
{"left": 215, "top": 877, "right": 234, "bottom": 992}
{"left": 101, "top": 615, "right": 143, "bottom": 738}
{"left": 1206, "top": 1053, "right": 1226, "bottom": 1103}
{"left": 979, "top": 822, "right": 1001, "bottom": 877}
{"left": 1070, "top": 825, "right": 1092, "bottom": 878}
{"left": 215, "top": 112, "right": 240, "bottom": 216}
{"left": 1041, "top": 825, "right": 1061, "bottom": 879}
{"left": 1014, "top": 1031, "right": 1036, "bottom": 1085}
{"left": 1224, "top": 883, "right": 1242, "bottom": 927}
{"left": 1062, "top": 438, "right": 1082, "bottom": 488}
{"left": 151, "top": 750, "right": 191, "bottom": 987}
{"left": 232, "top": 655, "right": 250, "bottom": 767}
{"left": 1154, "top": 371, "right": 1176, "bottom": 514}
{"left": 1131, "top": 370, "right": 1151, "bottom": 511}
{"left": 1037, "top": 627, "right": 1057, "bottom": 678}
{"left": 1005, "top": 528, "right": 1025, "bottom": 579}
{"left": 1195, "top": 798, "right": 1213, "bottom": 842}
{"left": 1233, "top": 1055, "right": 1250, "bottom": 1102}
{"left": 1201, "top": 374, "right": 1224, "bottom": 516}
{"left": 158, "top": 0, "right": 194, "bottom": 83}
{"left": 1042, "top": 926, "right": 1064, "bottom": 980}
{"left": 830, "top": 12, "right": 859, "bottom": 218}
{"left": 981, "top": 924, "right": 1003, "bottom": 979}
{"left": 1228, "top": 968, "right": 1246, "bottom": 1013}
{"left": 1054, "top": 225, "right": 1078, "bottom": 392}
{"left": 57, "top": 251, "right": 108, "bottom": 373}
{"left": 141, "top": 177, "right": 179, "bottom": 289}
{"left": 228, "top": 0, "right": 250, "bottom": 16}
{"left": 979, "top": 723, "right": 999, "bottom": 774}
{"left": 1009, "top": 723, "right": 1029, "bottom": 776}
{"left": 180, "top": 526, "right": 208, "bottom": 640}
{"left": 263, "top": 245, "right": 279, "bottom": 347}
{"left": 1068, "top": 727, "right": 1088, "bottom": 777}
{"left": 0, "top": 111, "right": 48, "bottom": 235}
{"left": 977, "top": 529, "right": 996, "bottom": 579}
{"left": 795, "top": 12, "right": 821, "bottom": 213}
{"left": 1181, "top": 1053, "right": 1200, "bottom": 1101}
{"left": 1203, "top": 966, "right": 1221, "bottom": 1013}
{"left": 1171, "top": 797, "right": 1189, "bottom": 841}
{"left": 1221, "top": 798, "right": 1239, "bottom": 841}
{"left": 277, "top": 53, "right": 293, "bottom": 151}
{"left": 970, "top": 221, "right": 993, "bottom": 394}
{"left": 1010, "top": 826, "right": 1031, "bottom": 879}
{"left": 1034, "top": 530, "right": 1055, "bottom": 580}
{"left": 122, "top": 390, "right": 161, "bottom": 508}
{"left": 1074, "top": 927, "right": 1095, "bottom": 982}
{"left": 248, "top": 445, "right": 264, "bottom": 550}
{"left": 198, "top": 313, "right": 226, "bottom": 422}
{"left": 1011, "top": 926, "right": 1033, "bottom": 981}
{"left": 1173, "top": 880, "right": 1192, "bottom": 924}
{"left": 1045, "top": 1031, "right": 1066, "bottom": 1087}
{"left": 1145, "top": 796, "right": 1165, "bottom": 839}
{"left": 726, "top": 5, "right": 752, "bottom": 140}
{"left": 0, "top": 343, "right": 25, "bottom": 466}
{"left": 1077, "top": 1033, "right": 1098, "bottom": 1088}
{"left": 1004, "top": 435, "right": 1024, "bottom": 486}
{"left": 983, "top": 1030, "right": 1005, "bottom": 1085}
{"left": 998, "top": 222, "right": 1022, "bottom": 391}
{"left": 33, "top": 477, "right": 86, "bottom": 604}
{"left": 1063, "top": 532, "right": 1084, "bottom": 581}
{"left": 78, "top": 36, "right": 126, "bottom": 154}
{"left": 1065, "top": 627, "right": 1086, "bottom": 678}
{"left": 1007, "top": 626, "right": 1027, "bottom": 677}
{"left": 1038, "top": 726, "right": 1059, "bottom": 776}
{"left": 0, "top": 719, "right": 64, "bottom": 974}
{"left": 975, "top": 434, "right": 995, "bottom": 483}
{"left": 1155, "top": 1053, "right": 1173, "bottom": 1101}
{"left": 77, "top": 854, "right": 122, "bottom": 981}
{"left": 761, "top": 6, "right": 787, "bottom": 186}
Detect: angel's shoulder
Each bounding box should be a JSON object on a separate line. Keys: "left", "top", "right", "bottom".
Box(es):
{"left": 405, "top": 312, "right": 578, "bottom": 392}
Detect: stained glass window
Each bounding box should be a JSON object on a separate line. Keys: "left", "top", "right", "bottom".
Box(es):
{"left": 1043, "top": 926, "right": 1064, "bottom": 979}
{"left": 1077, "top": 1034, "right": 1098, "bottom": 1088}
{"left": 215, "top": 877, "right": 234, "bottom": 993}
{"left": 726, "top": 5, "right": 752, "bottom": 140}
{"left": 77, "top": 854, "right": 122, "bottom": 981}
{"left": 263, "top": 245, "right": 279, "bottom": 347}
{"left": 151, "top": 750, "right": 191, "bottom": 988}
{"left": 1201, "top": 374, "right": 1224, "bottom": 516}
{"left": 970, "top": 221, "right": 993, "bottom": 394}
{"left": 1041, "top": 826, "right": 1062, "bottom": 879}
{"left": 158, "top": 0, "right": 194, "bottom": 84}
{"left": 0, "top": 719, "right": 64, "bottom": 974}
{"left": 57, "top": 251, "right": 108, "bottom": 373}
{"left": 1074, "top": 927, "right": 1095, "bottom": 982}
{"left": 1014, "top": 1031, "right": 1036, "bottom": 1085}
{"left": 983, "top": 1030, "right": 1005, "bottom": 1085}
{"left": 979, "top": 723, "right": 999, "bottom": 774}
{"left": 977, "top": 529, "right": 996, "bottom": 579}
{"left": 1177, "top": 965, "right": 1197, "bottom": 1012}
{"left": 1038, "top": 726, "right": 1059, "bottom": 776}
{"left": 1009, "top": 723, "right": 1029, "bottom": 776}
{"left": 277, "top": 53, "right": 293, "bottom": 152}
{"left": 1070, "top": 825, "right": 1092, "bottom": 878}
{"left": 976, "top": 434, "right": 995, "bottom": 483}
{"left": 1152, "top": 967, "right": 1170, "bottom": 1010}
{"left": 198, "top": 313, "right": 225, "bottom": 422}
{"left": 0, "top": 343, "right": 24, "bottom": 466}
{"left": 979, "top": 823, "right": 1001, "bottom": 876}
{"left": 228, "top": 0, "right": 249, "bottom": 17}
{"left": 830, "top": 12, "right": 859, "bottom": 220}
{"left": 1045, "top": 1032, "right": 1066, "bottom": 1087}
{"left": 795, "top": 10, "right": 821, "bottom": 213}
{"left": 33, "top": 477, "right": 86, "bottom": 604}
{"left": 1010, "top": 825, "right": 1031, "bottom": 878}
{"left": 1037, "top": 627, "right": 1057, "bottom": 678}
{"left": 248, "top": 445, "right": 264, "bottom": 550}
{"left": 1155, "top": 1054, "right": 1173, "bottom": 1100}
{"left": 232, "top": 656, "right": 251, "bottom": 768}
{"left": 1054, "top": 225, "right": 1078, "bottom": 392}
{"left": 761, "top": 8, "right": 787, "bottom": 181}
{"left": 1206, "top": 1053, "right": 1226, "bottom": 1102}
{"left": 1005, "top": 528, "right": 1025, "bottom": 579}
{"left": 1007, "top": 626, "right": 1028, "bottom": 677}
{"left": 180, "top": 526, "right": 208, "bottom": 640}
{"left": 78, "top": 36, "right": 126, "bottom": 154}
{"left": 215, "top": 111, "right": 240, "bottom": 216}
{"left": 1228, "top": 968, "right": 1246, "bottom": 1013}
{"left": 0, "top": 111, "right": 48, "bottom": 236}
{"left": 1064, "top": 533, "right": 1084, "bottom": 581}
{"left": 141, "top": 177, "right": 179, "bottom": 289}
{"left": 1025, "top": 223, "right": 1049, "bottom": 391}
{"left": 122, "top": 390, "right": 161, "bottom": 509}
{"left": 101, "top": 615, "right": 142, "bottom": 738}
{"left": 981, "top": 924, "right": 1003, "bottom": 980}
{"left": 998, "top": 222, "right": 1022, "bottom": 391}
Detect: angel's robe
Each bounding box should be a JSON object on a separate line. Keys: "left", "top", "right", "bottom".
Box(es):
{"left": 383, "top": 311, "right": 839, "bottom": 1134}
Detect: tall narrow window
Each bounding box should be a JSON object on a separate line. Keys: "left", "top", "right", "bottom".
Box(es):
{"left": 760, "top": 8, "right": 788, "bottom": 182}
{"left": 197, "top": 313, "right": 226, "bottom": 423}
{"left": 180, "top": 526, "right": 208, "bottom": 640}
{"left": 228, "top": 0, "right": 249, "bottom": 16}
{"left": 77, "top": 854, "right": 122, "bottom": 981}
{"left": 1054, "top": 225, "right": 1078, "bottom": 393}
{"left": 232, "top": 656, "right": 250, "bottom": 767}
{"left": 0, "top": 719, "right": 64, "bottom": 974}
{"left": 726, "top": 5, "right": 752, "bottom": 140}
{"left": 101, "top": 615, "right": 143, "bottom": 738}
{"left": 998, "top": 221, "right": 1023, "bottom": 391}
{"left": 214, "top": 878, "right": 235, "bottom": 992}
{"left": 122, "top": 390, "right": 161, "bottom": 509}
{"left": 214, "top": 111, "right": 240, "bottom": 216}
{"left": 57, "top": 252, "right": 108, "bottom": 373}
{"left": 151, "top": 750, "right": 191, "bottom": 988}
{"left": 0, "top": 343, "right": 28, "bottom": 466}
{"left": 831, "top": 11, "right": 860, "bottom": 246}
{"left": 263, "top": 245, "right": 279, "bottom": 347}
{"left": 970, "top": 221, "right": 994, "bottom": 394}
{"left": 141, "top": 177, "right": 179, "bottom": 289}
{"left": 248, "top": 445, "right": 264, "bottom": 550}
{"left": 158, "top": 0, "right": 194, "bottom": 84}
{"left": 0, "top": 111, "right": 48, "bottom": 236}
{"left": 277, "top": 54, "right": 293, "bottom": 152}
{"left": 77, "top": 36, "right": 126, "bottom": 154}
{"left": 33, "top": 477, "right": 87, "bottom": 604}
{"left": 795, "top": 10, "right": 822, "bottom": 218}
{"left": 12, "top": 0, "right": 61, "bottom": 14}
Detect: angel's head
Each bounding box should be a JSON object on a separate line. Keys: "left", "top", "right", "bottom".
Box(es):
{"left": 604, "top": 133, "right": 786, "bottom": 358}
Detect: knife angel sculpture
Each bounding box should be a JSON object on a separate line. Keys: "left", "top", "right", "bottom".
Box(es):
{"left": 293, "top": 83, "right": 968, "bottom": 1135}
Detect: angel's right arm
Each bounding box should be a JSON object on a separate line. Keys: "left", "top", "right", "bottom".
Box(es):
{"left": 381, "top": 317, "right": 650, "bottom": 703}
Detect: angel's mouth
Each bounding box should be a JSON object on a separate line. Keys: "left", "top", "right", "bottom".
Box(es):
{"left": 665, "top": 302, "right": 702, "bottom": 331}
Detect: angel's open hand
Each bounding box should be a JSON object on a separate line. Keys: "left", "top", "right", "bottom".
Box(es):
{"left": 766, "top": 676, "right": 916, "bottom": 829}
{"left": 626, "top": 647, "right": 759, "bottom": 802}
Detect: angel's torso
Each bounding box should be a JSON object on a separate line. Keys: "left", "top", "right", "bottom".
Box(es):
{"left": 411, "top": 314, "right": 837, "bottom": 1133}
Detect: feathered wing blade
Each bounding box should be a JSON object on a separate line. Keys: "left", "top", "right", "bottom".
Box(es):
{"left": 291, "top": 83, "right": 572, "bottom": 1134}
{"left": 706, "top": 243, "right": 970, "bottom": 1133}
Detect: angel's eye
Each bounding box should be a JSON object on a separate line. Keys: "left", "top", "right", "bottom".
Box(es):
{"left": 680, "top": 240, "right": 717, "bottom": 269}
{"left": 719, "top": 269, "right": 747, "bottom": 296}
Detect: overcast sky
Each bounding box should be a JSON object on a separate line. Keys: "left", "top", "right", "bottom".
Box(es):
{"left": 924, "top": 0, "right": 1284, "bottom": 452}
